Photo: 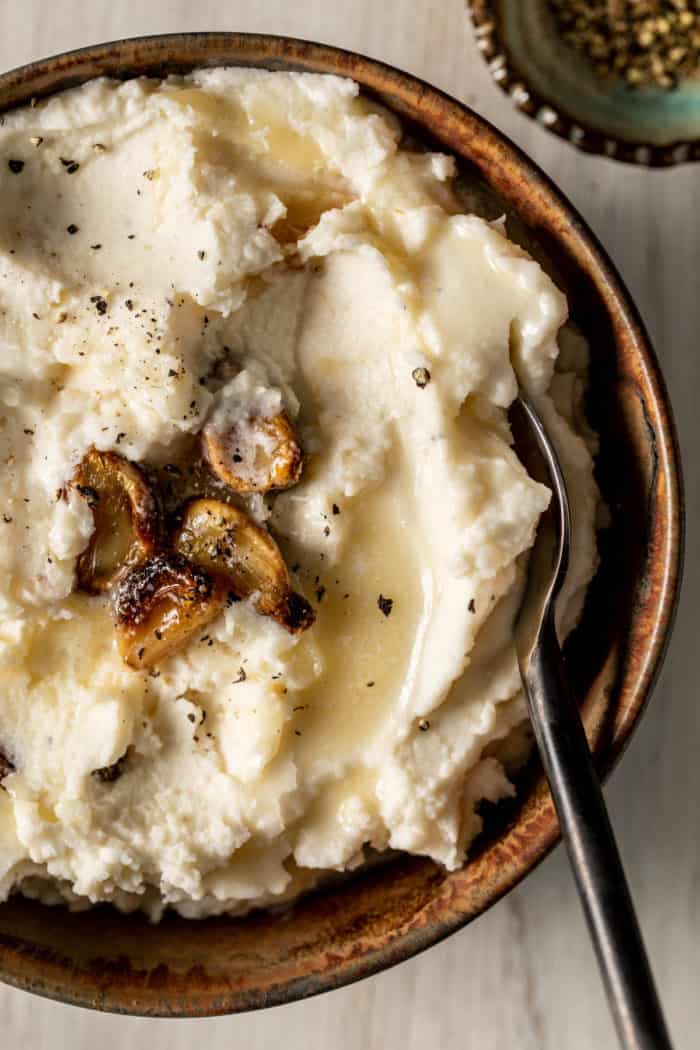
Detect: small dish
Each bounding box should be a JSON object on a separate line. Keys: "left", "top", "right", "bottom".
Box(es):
{"left": 0, "top": 32, "right": 684, "bottom": 1016}
{"left": 467, "top": 0, "right": 700, "bottom": 166}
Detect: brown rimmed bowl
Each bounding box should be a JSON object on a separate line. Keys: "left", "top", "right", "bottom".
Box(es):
{"left": 0, "top": 33, "right": 683, "bottom": 1016}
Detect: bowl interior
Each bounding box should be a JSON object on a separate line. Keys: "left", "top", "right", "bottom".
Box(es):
{"left": 0, "top": 33, "right": 682, "bottom": 1016}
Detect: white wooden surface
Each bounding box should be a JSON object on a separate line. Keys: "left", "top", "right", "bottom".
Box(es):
{"left": 0, "top": 2, "right": 697, "bottom": 1047}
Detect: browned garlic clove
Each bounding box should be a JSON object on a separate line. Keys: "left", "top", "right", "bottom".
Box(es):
{"left": 70, "top": 447, "right": 159, "bottom": 594}
{"left": 173, "top": 498, "right": 314, "bottom": 634}
{"left": 202, "top": 410, "right": 304, "bottom": 494}
{"left": 114, "top": 551, "right": 226, "bottom": 670}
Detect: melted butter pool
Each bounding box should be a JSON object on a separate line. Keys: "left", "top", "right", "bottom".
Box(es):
{"left": 290, "top": 468, "right": 427, "bottom": 771}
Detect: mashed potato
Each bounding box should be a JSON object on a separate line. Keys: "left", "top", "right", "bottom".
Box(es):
{"left": 0, "top": 70, "right": 599, "bottom": 918}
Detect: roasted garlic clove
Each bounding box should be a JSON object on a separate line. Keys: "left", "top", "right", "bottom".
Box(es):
{"left": 202, "top": 410, "right": 304, "bottom": 494}
{"left": 114, "top": 551, "right": 225, "bottom": 670}
{"left": 70, "top": 447, "right": 159, "bottom": 594}
{"left": 270, "top": 589, "right": 318, "bottom": 634}
{"left": 173, "top": 498, "right": 315, "bottom": 634}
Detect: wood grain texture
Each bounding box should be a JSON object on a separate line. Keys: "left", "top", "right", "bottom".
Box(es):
{"left": 0, "top": 2, "right": 696, "bottom": 1047}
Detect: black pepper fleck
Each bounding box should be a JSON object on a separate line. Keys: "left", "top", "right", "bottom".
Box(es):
{"left": 378, "top": 594, "right": 394, "bottom": 617}
{"left": 412, "top": 366, "right": 431, "bottom": 388}
{"left": 75, "top": 484, "right": 99, "bottom": 507}
{"left": 66, "top": 224, "right": 79, "bottom": 235}
{"left": 7, "top": 159, "right": 24, "bottom": 174}
{"left": 0, "top": 748, "right": 15, "bottom": 784}
{"left": 92, "top": 750, "right": 130, "bottom": 783}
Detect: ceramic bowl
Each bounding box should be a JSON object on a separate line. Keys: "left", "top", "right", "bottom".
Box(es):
{"left": 468, "top": 1, "right": 700, "bottom": 166}
{"left": 0, "top": 33, "right": 683, "bottom": 1016}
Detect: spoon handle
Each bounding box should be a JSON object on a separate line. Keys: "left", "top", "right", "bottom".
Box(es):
{"left": 523, "top": 611, "right": 673, "bottom": 1050}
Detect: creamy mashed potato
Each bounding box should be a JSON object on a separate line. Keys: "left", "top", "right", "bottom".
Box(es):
{"left": 0, "top": 70, "right": 599, "bottom": 918}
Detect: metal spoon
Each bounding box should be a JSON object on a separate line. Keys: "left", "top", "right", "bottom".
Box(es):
{"left": 512, "top": 394, "right": 672, "bottom": 1050}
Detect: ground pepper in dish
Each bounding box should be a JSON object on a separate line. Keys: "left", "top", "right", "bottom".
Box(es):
{"left": 547, "top": 0, "right": 700, "bottom": 88}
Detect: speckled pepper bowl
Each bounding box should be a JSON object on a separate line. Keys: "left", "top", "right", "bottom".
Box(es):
{"left": 467, "top": 1, "right": 700, "bottom": 166}
{"left": 0, "top": 33, "right": 683, "bottom": 1017}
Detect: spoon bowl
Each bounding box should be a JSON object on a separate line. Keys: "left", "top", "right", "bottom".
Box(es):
{"left": 511, "top": 394, "right": 571, "bottom": 671}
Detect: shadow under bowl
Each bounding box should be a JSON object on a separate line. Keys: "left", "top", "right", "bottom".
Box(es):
{"left": 0, "top": 32, "right": 684, "bottom": 1016}
{"left": 468, "top": 1, "right": 700, "bottom": 166}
